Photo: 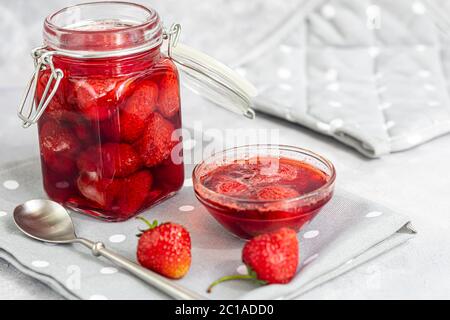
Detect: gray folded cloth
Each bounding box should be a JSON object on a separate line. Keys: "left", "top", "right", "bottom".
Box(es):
{"left": 236, "top": 0, "right": 450, "bottom": 158}
{"left": 0, "top": 158, "right": 416, "bottom": 299}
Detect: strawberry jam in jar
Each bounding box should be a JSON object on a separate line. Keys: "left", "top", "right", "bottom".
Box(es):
{"left": 193, "top": 145, "right": 336, "bottom": 239}
{"left": 24, "top": 2, "right": 186, "bottom": 221}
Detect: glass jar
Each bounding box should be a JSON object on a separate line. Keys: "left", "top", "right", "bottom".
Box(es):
{"left": 18, "top": 2, "right": 256, "bottom": 221}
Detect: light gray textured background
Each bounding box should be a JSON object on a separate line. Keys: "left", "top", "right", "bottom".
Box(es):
{"left": 0, "top": 0, "right": 449, "bottom": 299}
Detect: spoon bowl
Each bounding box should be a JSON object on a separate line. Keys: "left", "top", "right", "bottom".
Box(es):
{"left": 13, "top": 199, "right": 77, "bottom": 243}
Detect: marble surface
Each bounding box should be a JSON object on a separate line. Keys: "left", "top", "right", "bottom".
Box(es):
{"left": 1, "top": 0, "right": 449, "bottom": 300}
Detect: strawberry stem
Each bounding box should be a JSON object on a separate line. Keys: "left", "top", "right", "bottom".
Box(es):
{"left": 207, "top": 274, "right": 264, "bottom": 293}
{"left": 136, "top": 216, "right": 158, "bottom": 229}
{"left": 135, "top": 217, "right": 158, "bottom": 237}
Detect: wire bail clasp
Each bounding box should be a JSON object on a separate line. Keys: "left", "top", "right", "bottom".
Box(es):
{"left": 163, "top": 23, "right": 181, "bottom": 58}
{"left": 17, "top": 47, "right": 64, "bottom": 128}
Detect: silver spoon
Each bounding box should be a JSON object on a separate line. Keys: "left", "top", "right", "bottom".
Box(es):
{"left": 13, "top": 199, "right": 204, "bottom": 300}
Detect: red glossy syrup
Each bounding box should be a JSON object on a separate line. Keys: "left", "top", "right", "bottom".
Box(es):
{"left": 196, "top": 157, "right": 332, "bottom": 239}
{"left": 37, "top": 46, "right": 184, "bottom": 221}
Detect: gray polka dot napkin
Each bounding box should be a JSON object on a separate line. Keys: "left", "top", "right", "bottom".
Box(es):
{"left": 0, "top": 159, "right": 415, "bottom": 300}
{"left": 236, "top": 0, "right": 450, "bottom": 158}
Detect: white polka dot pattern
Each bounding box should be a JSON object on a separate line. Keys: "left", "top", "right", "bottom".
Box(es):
{"left": 303, "top": 230, "right": 320, "bottom": 239}
{"left": 419, "top": 70, "right": 431, "bottom": 78}
{"left": 366, "top": 5, "right": 380, "bottom": 18}
{"left": 428, "top": 101, "right": 440, "bottom": 107}
{"left": 100, "top": 267, "right": 118, "bottom": 275}
{"left": 279, "top": 83, "right": 293, "bottom": 91}
{"left": 317, "top": 122, "right": 331, "bottom": 132}
{"left": 109, "top": 234, "right": 126, "bottom": 243}
{"left": 374, "top": 72, "right": 384, "bottom": 80}
{"left": 280, "top": 44, "right": 293, "bottom": 54}
{"left": 179, "top": 205, "right": 194, "bottom": 212}
{"left": 328, "top": 101, "right": 342, "bottom": 108}
{"left": 32, "top": 260, "right": 49, "bottom": 268}
{"left": 377, "top": 86, "right": 387, "bottom": 94}
{"left": 277, "top": 67, "right": 292, "bottom": 79}
{"left": 416, "top": 45, "right": 427, "bottom": 52}
{"left": 368, "top": 46, "right": 380, "bottom": 58}
{"left": 330, "top": 119, "right": 344, "bottom": 129}
{"left": 365, "top": 211, "right": 383, "bottom": 218}
{"left": 407, "top": 135, "right": 423, "bottom": 145}
{"left": 3, "top": 180, "right": 19, "bottom": 190}
{"left": 0, "top": 211, "right": 7, "bottom": 217}
{"left": 321, "top": 5, "right": 336, "bottom": 18}
{"left": 327, "top": 83, "right": 340, "bottom": 92}
{"left": 385, "top": 121, "right": 395, "bottom": 129}
{"left": 379, "top": 102, "right": 392, "bottom": 110}
{"left": 412, "top": 1, "right": 426, "bottom": 15}
{"left": 325, "top": 69, "right": 338, "bottom": 81}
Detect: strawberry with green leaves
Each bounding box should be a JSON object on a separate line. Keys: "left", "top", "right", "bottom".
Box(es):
{"left": 136, "top": 217, "right": 191, "bottom": 279}
{"left": 208, "top": 228, "right": 299, "bottom": 292}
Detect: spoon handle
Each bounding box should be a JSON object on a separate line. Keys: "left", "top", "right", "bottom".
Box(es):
{"left": 77, "top": 238, "right": 205, "bottom": 300}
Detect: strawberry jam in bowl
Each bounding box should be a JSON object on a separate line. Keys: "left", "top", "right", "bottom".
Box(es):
{"left": 32, "top": 2, "right": 184, "bottom": 221}
{"left": 193, "top": 145, "right": 336, "bottom": 239}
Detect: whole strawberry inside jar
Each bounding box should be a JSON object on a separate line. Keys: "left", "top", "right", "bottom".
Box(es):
{"left": 18, "top": 2, "right": 256, "bottom": 222}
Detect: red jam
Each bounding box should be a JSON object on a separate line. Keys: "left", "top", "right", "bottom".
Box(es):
{"left": 195, "top": 157, "right": 333, "bottom": 239}
{"left": 36, "top": 4, "right": 184, "bottom": 221}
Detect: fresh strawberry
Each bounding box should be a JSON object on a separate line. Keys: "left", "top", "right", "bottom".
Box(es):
{"left": 120, "top": 81, "right": 158, "bottom": 142}
{"left": 39, "top": 121, "right": 80, "bottom": 175}
{"left": 256, "top": 185, "right": 299, "bottom": 200}
{"left": 77, "top": 172, "right": 120, "bottom": 209}
{"left": 69, "top": 78, "right": 118, "bottom": 121}
{"left": 157, "top": 68, "right": 180, "bottom": 118}
{"left": 136, "top": 217, "right": 191, "bottom": 279}
{"left": 115, "top": 170, "right": 153, "bottom": 218}
{"left": 242, "top": 228, "right": 299, "bottom": 283}
{"left": 134, "top": 112, "right": 178, "bottom": 167}
{"left": 77, "top": 143, "right": 141, "bottom": 178}
{"left": 207, "top": 228, "right": 299, "bottom": 292}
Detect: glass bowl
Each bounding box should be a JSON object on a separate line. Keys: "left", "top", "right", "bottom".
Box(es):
{"left": 193, "top": 145, "right": 336, "bottom": 239}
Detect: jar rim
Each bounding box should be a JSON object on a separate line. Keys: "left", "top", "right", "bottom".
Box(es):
{"left": 192, "top": 144, "right": 336, "bottom": 206}
{"left": 43, "top": 1, "right": 163, "bottom": 54}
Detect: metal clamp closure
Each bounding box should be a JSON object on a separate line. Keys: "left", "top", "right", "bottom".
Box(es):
{"left": 163, "top": 23, "right": 181, "bottom": 58}
{"left": 17, "top": 47, "right": 64, "bottom": 128}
